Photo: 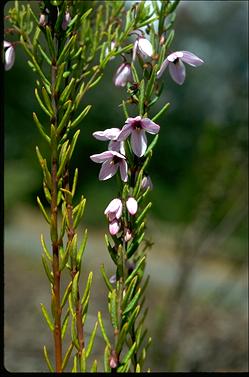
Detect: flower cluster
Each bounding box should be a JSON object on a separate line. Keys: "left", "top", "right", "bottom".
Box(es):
{"left": 104, "top": 197, "right": 138, "bottom": 236}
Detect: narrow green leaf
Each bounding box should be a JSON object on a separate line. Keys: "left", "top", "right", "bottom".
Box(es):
{"left": 71, "top": 271, "right": 80, "bottom": 307}
{"left": 81, "top": 272, "right": 93, "bottom": 306}
{"left": 37, "top": 196, "right": 50, "bottom": 224}
{"left": 57, "top": 145, "right": 70, "bottom": 178}
{"left": 41, "top": 254, "right": 53, "bottom": 284}
{"left": 62, "top": 343, "right": 73, "bottom": 371}
{"left": 122, "top": 342, "right": 136, "bottom": 365}
{"left": 100, "top": 264, "right": 113, "bottom": 292}
{"left": 127, "top": 232, "right": 145, "bottom": 258}
{"left": 104, "top": 234, "right": 117, "bottom": 263}
{"left": 72, "top": 355, "right": 77, "bottom": 372}
{"left": 55, "top": 62, "right": 66, "bottom": 93}
{"left": 139, "top": 79, "right": 145, "bottom": 116}
{"left": 136, "top": 363, "right": 141, "bottom": 372}
{"left": 80, "top": 348, "right": 86, "bottom": 372}
{"left": 37, "top": 43, "right": 52, "bottom": 65}
{"left": 110, "top": 289, "right": 118, "bottom": 330}
{"left": 59, "top": 77, "right": 76, "bottom": 104}
{"left": 57, "top": 100, "right": 72, "bottom": 134}
{"left": 61, "top": 309, "right": 70, "bottom": 339}
{"left": 41, "top": 86, "right": 53, "bottom": 114}
{"left": 59, "top": 243, "right": 70, "bottom": 272}
{"left": 33, "top": 112, "right": 51, "bottom": 143}
{"left": 126, "top": 305, "right": 140, "bottom": 333}
{"left": 61, "top": 281, "right": 72, "bottom": 309}
{"left": 43, "top": 346, "right": 54, "bottom": 372}
{"left": 76, "top": 228, "right": 88, "bottom": 271}
{"left": 116, "top": 323, "right": 128, "bottom": 354}
{"left": 71, "top": 313, "right": 80, "bottom": 350}
{"left": 125, "top": 257, "right": 146, "bottom": 285}
{"left": 86, "top": 321, "right": 98, "bottom": 358}
{"left": 135, "top": 202, "right": 152, "bottom": 226}
{"left": 45, "top": 25, "right": 56, "bottom": 58}
{"left": 40, "top": 234, "right": 52, "bottom": 262}
{"left": 117, "top": 359, "right": 131, "bottom": 372}
{"left": 41, "top": 303, "right": 54, "bottom": 331}
{"left": 104, "top": 345, "right": 111, "bottom": 372}
{"left": 71, "top": 105, "right": 92, "bottom": 128}
{"left": 57, "top": 35, "right": 77, "bottom": 65}
{"left": 122, "top": 100, "right": 129, "bottom": 118}
{"left": 122, "top": 288, "right": 141, "bottom": 316}
{"left": 73, "top": 196, "right": 86, "bottom": 228}
{"left": 80, "top": 7, "right": 93, "bottom": 22}
{"left": 90, "top": 360, "right": 97, "bottom": 372}
{"left": 122, "top": 276, "right": 138, "bottom": 310}
{"left": 152, "top": 102, "right": 170, "bottom": 122}
{"left": 69, "top": 130, "right": 80, "bottom": 160}
{"left": 98, "top": 311, "right": 111, "bottom": 348}
{"left": 72, "top": 168, "right": 78, "bottom": 197}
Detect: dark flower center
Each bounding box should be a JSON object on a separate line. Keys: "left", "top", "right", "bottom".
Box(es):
{"left": 112, "top": 156, "right": 121, "bottom": 165}
{"left": 173, "top": 57, "right": 179, "bottom": 64}
{"left": 132, "top": 120, "right": 142, "bottom": 130}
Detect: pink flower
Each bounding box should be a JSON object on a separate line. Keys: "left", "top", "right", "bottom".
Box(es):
{"left": 126, "top": 197, "right": 138, "bottom": 215}
{"left": 90, "top": 150, "right": 128, "bottom": 182}
{"left": 109, "top": 219, "right": 121, "bottom": 236}
{"left": 117, "top": 116, "right": 160, "bottom": 157}
{"left": 4, "top": 41, "right": 15, "bottom": 71}
{"left": 157, "top": 50, "right": 204, "bottom": 85}
{"left": 92, "top": 128, "right": 125, "bottom": 154}
{"left": 114, "top": 62, "right": 132, "bottom": 87}
{"left": 104, "top": 198, "right": 123, "bottom": 236}
{"left": 133, "top": 37, "right": 153, "bottom": 61}
{"left": 104, "top": 198, "right": 123, "bottom": 221}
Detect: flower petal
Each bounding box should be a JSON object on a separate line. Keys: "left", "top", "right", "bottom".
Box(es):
{"left": 181, "top": 51, "right": 204, "bottom": 67}
{"left": 99, "top": 160, "right": 118, "bottom": 180}
{"left": 109, "top": 219, "right": 120, "bottom": 235}
{"left": 108, "top": 140, "right": 122, "bottom": 152}
{"left": 169, "top": 60, "right": 186, "bottom": 85}
{"left": 132, "top": 39, "right": 138, "bottom": 62}
{"left": 156, "top": 58, "right": 169, "bottom": 79}
{"left": 117, "top": 122, "right": 133, "bottom": 141}
{"left": 119, "top": 160, "right": 128, "bottom": 182}
{"left": 93, "top": 128, "right": 120, "bottom": 141}
{"left": 141, "top": 118, "right": 160, "bottom": 134}
{"left": 138, "top": 37, "right": 153, "bottom": 57}
{"left": 90, "top": 151, "right": 114, "bottom": 163}
{"left": 5, "top": 45, "right": 15, "bottom": 71}
{"left": 104, "top": 198, "right": 122, "bottom": 215}
{"left": 126, "top": 197, "right": 138, "bottom": 215}
{"left": 114, "top": 63, "right": 132, "bottom": 87}
{"left": 131, "top": 129, "right": 147, "bottom": 157}
{"left": 167, "top": 51, "right": 184, "bottom": 62}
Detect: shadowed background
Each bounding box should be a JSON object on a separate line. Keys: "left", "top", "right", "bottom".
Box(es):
{"left": 4, "top": 0, "right": 248, "bottom": 372}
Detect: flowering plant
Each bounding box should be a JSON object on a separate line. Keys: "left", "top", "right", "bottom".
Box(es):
{"left": 4, "top": 0, "right": 203, "bottom": 372}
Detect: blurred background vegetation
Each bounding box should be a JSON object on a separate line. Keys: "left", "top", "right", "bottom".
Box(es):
{"left": 4, "top": 0, "right": 248, "bottom": 372}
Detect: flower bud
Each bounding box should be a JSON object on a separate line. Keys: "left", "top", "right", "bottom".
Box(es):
{"left": 39, "top": 13, "right": 46, "bottom": 27}
{"left": 109, "top": 350, "right": 118, "bottom": 369}
{"left": 62, "top": 11, "right": 71, "bottom": 30}
{"left": 114, "top": 62, "right": 132, "bottom": 87}
{"left": 126, "top": 197, "right": 138, "bottom": 215}
{"left": 141, "top": 175, "right": 153, "bottom": 190}
{"left": 109, "top": 219, "right": 120, "bottom": 236}
{"left": 124, "top": 228, "right": 132, "bottom": 242}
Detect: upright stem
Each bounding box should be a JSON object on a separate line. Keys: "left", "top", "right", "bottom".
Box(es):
{"left": 51, "top": 63, "right": 62, "bottom": 372}
{"left": 63, "top": 167, "right": 84, "bottom": 356}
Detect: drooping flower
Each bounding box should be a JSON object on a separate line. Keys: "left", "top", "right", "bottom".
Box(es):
{"left": 39, "top": 13, "right": 46, "bottom": 27}
{"left": 4, "top": 41, "right": 15, "bottom": 71}
{"left": 92, "top": 128, "right": 125, "bottom": 154}
{"left": 114, "top": 62, "right": 132, "bottom": 87}
{"left": 90, "top": 150, "right": 128, "bottom": 182}
{"left": 109, "top": 219, "right": 121, "bottom": 236}
{"left": 133, "top": 37, "right": 153, "bottom": 61}
{"left": 141, "top": 175, "right": 153, "bottom": 190}
{"left": 104, "top": 198, "right": 123, "bottom": 221}
{"left": 117, "top": 116, "right": 160, "bottom": 157}
{"left": 126, "top": 197, "right": 138, "bottom": 215}
{"left": 157, "top": 50, "right": 204, "bottom": 85}
{"left": 62, "top": 11, "right": 71, "bottom": 30}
